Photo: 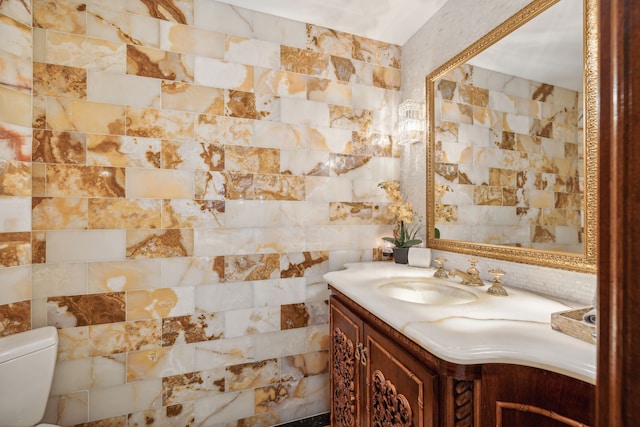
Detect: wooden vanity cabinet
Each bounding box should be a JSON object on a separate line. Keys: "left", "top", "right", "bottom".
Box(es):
{"left": 330, "top": 289, "right": 595, "bottom": 427}
{"left": 480, "top": 364, "right": 595, "bottom": 427}
{"left": 330, "top": 291, "right": 480, "bottom": 427}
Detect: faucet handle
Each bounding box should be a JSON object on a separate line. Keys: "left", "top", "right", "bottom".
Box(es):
{"left": 433, "top": 257, "right": 448, "bottom": 278}
{"left": 434, "top": 257, "right": 447, "bottom": 267}
{"left": 487, "top": 268, "right": 508, "bottom": 296}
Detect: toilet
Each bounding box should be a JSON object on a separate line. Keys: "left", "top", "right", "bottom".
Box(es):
{"left": 0, "top": 326, "right": 62, "bottom": 427}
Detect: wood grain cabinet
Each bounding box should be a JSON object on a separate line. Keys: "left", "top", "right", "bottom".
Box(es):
{"left": 329, "top": 289, "right": 594, "bottom": 427}
{"left": 480, "top": 364, "right": 594, "bottom": 427}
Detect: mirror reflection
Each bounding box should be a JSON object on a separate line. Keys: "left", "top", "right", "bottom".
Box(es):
{"left": 426, "top": 0, "right": 597, "bottom": 272}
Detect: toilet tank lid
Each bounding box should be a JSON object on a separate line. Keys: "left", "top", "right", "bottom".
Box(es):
{"left": 0, "top": 326, "right": 58, "bottom": 364}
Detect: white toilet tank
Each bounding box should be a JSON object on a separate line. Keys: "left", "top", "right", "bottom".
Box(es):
{"left": 0, "top": 326, "right": 58, "bottom": 427}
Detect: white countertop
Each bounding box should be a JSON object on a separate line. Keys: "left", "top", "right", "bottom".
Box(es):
{"left": 324, "top": 262, "right": 596, "bottom": 384}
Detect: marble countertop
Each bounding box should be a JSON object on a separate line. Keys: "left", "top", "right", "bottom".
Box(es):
{"left": 324, "top": 262, "right": 596, "bottom": 384}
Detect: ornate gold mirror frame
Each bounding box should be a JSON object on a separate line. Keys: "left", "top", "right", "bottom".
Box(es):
{"left": 426, "top": 0, "right": 598, "bottom": 273}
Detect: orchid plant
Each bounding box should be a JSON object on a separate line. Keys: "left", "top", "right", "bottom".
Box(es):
{"left": 378, "top": 181, "right": 423, "bottom": 248}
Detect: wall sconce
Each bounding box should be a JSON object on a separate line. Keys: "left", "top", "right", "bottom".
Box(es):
{"left": 397, "top": 99, "right": 426, "bottom": 145}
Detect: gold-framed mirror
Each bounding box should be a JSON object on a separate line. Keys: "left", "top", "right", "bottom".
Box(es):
{"left": 425, "top": 0, "right": 597, "bottom": 273}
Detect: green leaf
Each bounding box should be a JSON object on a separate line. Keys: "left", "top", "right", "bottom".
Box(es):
{"left": 398, "top": 239, "right": 422, "bottom": 248}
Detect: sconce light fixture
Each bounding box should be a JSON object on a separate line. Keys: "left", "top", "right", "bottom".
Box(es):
{"left": 397, "top": 99, "right": 426, "bottom": 145}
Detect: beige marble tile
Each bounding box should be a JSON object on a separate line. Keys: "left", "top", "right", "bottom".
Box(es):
{"left": 162, "top": 139, "right": 224, "bottom": 171}
{"left": 254, "top": 175, "right": 305, "bottom": 201}
{"left": 34, "top": 62, "right": 87, "bottom": 99}
{"left": 162, "top": 367, "right": 226, "bottom": 406}
{"left": 56, "top": 326, "right": 90, "bottom": 361}
{"left": 0, "top": 265, "right": 30, "bottom": 306}
{"left": 195, "top": 115, "right": 254, "bottom": 146}
{"left": 46, "top": 98, "right": 126, "bottom": 135}
{"left": 281, "top": 351, "right": 328, "bottom": 381}
{"left": 162, "top": 312, "right": 224, "bottom": 346}
{"left": 89, "top": 319, "right": 161, "bottom": 357}
{"left": 33, "top": 0, "right": 86, "bottom": 34}
{"left": 192, "top": 0, "right": 253, "bottom": 36}
{"left": 0, "top": 50, "right": 32, "bottom": 96}
{"left": 32, "top": 197, "right": 89, "bottom": 230}
{"left": 163, "top": 23, "right": 225, "bottom": 59}
{"left": 126, "top": 44, "right": 194, "bottom": 83}
{"left": 46, "top": 165, "right": 125, "bottom": 198}
{"left": 253, "top": 122, "right": 305, "bottom": 150}
{"left": 86, "top": 6, "right": 161, "bottom": 47}
{"left": 225, "top": 146, "right": 279, "bottom": 174}
{"left": 280, "top": 46, "right": 328, "bottom": 78}
{"left": 280, "top": 98, "right": 330, "bottom": 127}
{"left": 0, "top": 0, "right": 32, "bottom": 26}
{"left": 32, "top": 262, "right": 88, "bottom": 298}
{"left": 162, "top": 81, "right": 224, "bottom": 115}
{"left": 162, "top": 199, "right": 224, "bottom": 228}
{"left": 252, "top": 12, "right": 306, "bottom": 48}
{"left": 225, "top": 35, "right": 280, "bottom": 69}
{"left": 88, "top": 379, "right": 162, "bottom": 422}
{"left": 88, "top": 198, "right": 162, "bottom": 229}
{"left": 127, "top": 345, "right": 195, "bottom": 382}
{"left": 353, "top": 35, "right": 400, "bottom": 69}
{"left": 194, "top": 57, "right": 253, "bottom": 91}
{"left": 51, "top": 354, "right": 126, "bottom": 396}
{"left": 86, "top": 134, "right": 161, "bottom": 168}
{"left": 0, "top": 13, "right": 32, "bottom": 59}
{"left": 329, "top": 56, "right": 373, "bottom": 85}
{"left": 307, "top": 77, "right": 351, "bottom": 105}
{"left": 195, "top": 336, "right": 255, "bottom": 372}
{"left": 373, "top": 65, "right": 401, "bottom": 90}
{"left": 45, "top": 229, "right": 126, "bottom": 263}
{"left": 0, "top": 160, "right": 31, "bottom": 196}
{"left": 125, "top": 106, "right": 195, "bottom": 140}
{"left": 0, "top": 197, "right": 31, "bottom": 232}
{"left": 226, "top": 358, "right": 279, "bottom": 391}
{"left": 220, "top": 171, "right": 254, "bottom": 200}
{"left": 224, "top": 307, "right": 280, "bottom": 338}
{"left": 255, "top": 380, "right": 304, "bottom": 414}
{"left": 42, "top": 390, "right": 89, "bottom": 426}
{"left": 329, "top": 105, "right": 372, "bottom": 132}
{"left": 254, "top": 68, "right": 307, "bottom": 99}
{"left": 125, "top": 168, "right": 194, "bottom": 199}
{"left": 306, "top": 24, "right": 352, "bottom": 58}
{"left": 127, "top": 286, "right": 194, "bottom": 321}
{"left": 0, "top": 86, "right": 31, "bottom": 127}
{"left": 194, "top": 390, "right": 254, "bottom": 426}
{"left": 195, "top": 170, "right": 226, "bottom": 200}
{"left": 88, "top": 259, "right": 161, "bottom": 293}
{"left": 44, "top": 31, "right": 126, "bottom": 72}
{"left": 127, "top": 402, "right": 196, "bottom": 427}
{"left": 88, "top": 70, "right": 161, "bottom": 108}
{"left": 126, "top": 228, "right": 194, "bottom": 259}
{"left": 161, "top": 256, "right": 224, "bottom": 287}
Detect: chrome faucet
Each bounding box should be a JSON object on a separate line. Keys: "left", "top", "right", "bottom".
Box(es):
{"left": 449, "top": 259, "right": 484, "bottom": 286}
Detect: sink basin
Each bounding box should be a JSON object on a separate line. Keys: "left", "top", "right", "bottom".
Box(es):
{"left": 376, "top": 279, "right": 478, "bottom": 305}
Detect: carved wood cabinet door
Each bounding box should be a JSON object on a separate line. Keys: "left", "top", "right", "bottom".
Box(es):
{"left": 330, "top": 297, "right": 364, "bottom": 427}
{"left": 364, "top": 325, "right": 439, "bottom": 427}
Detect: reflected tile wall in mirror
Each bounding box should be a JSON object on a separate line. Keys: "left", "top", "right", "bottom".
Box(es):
{"left": 0, "top": 0, "right": 402, "bottom": 425}
{"left": 434, "top": 63, "right": 583, "bottom": 252}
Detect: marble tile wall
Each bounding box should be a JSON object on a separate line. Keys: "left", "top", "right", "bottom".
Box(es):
{"left": 433, "top": 63, "right": 583, "bottom": 252}
{"left": 0, "top": 0, "right": 402, "bottom": 425}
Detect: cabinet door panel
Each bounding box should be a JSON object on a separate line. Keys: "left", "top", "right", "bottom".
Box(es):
{"left": 330, "top": 298, "right": 363, "bottom": 427}
{"left": 481, "top": 364, "right": 594, "bottom": 427}
{"left": 365, "top": 325, "right": 438, "bottom": 427}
